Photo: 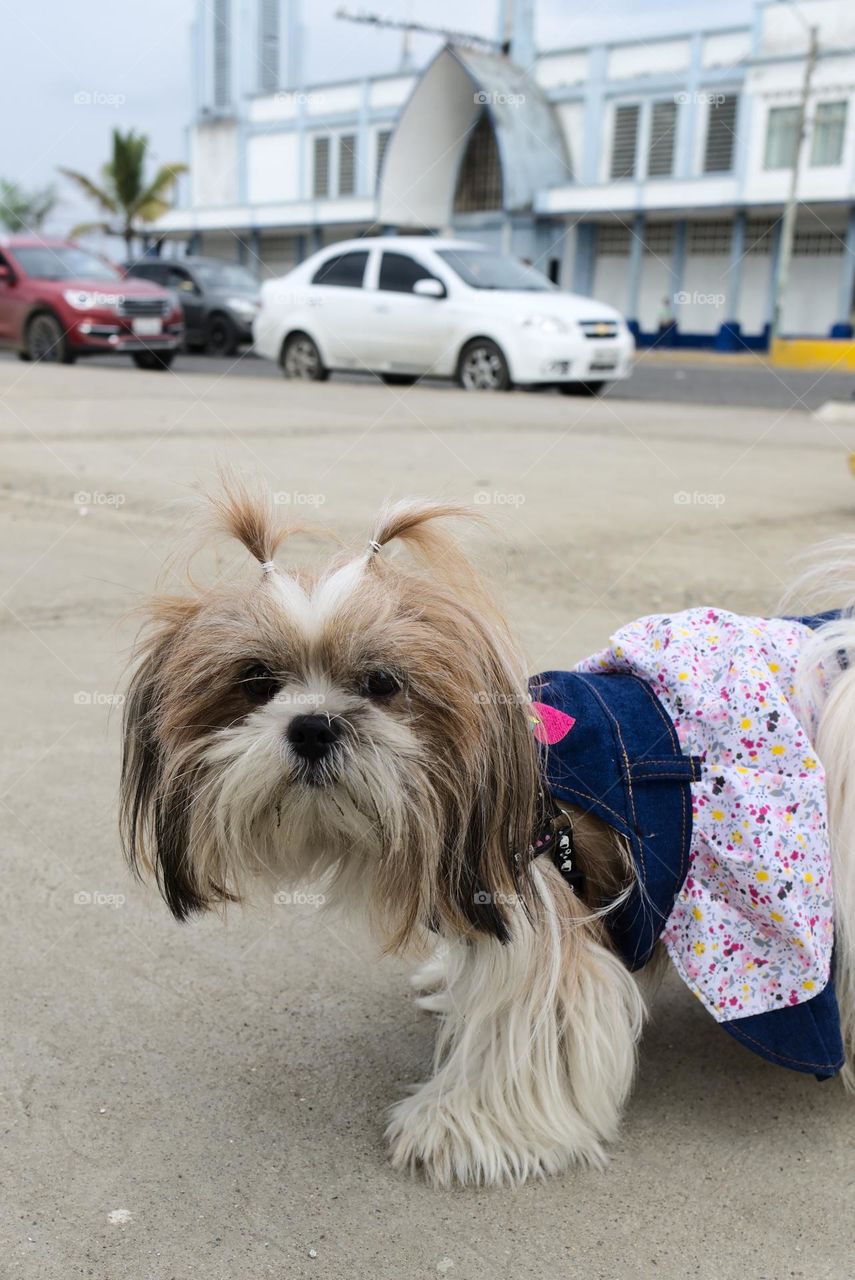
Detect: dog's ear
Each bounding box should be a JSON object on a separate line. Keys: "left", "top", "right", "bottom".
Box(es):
{"left": 365, "top": 502, "right": 542, "bottom": 946}
{"left": 436, "top": 628, "right": 543, "bottom": 944}
{"left": 120, "top": 597, "right": 215, "bottom": 921}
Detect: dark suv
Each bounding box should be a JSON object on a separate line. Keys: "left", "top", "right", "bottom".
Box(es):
{"left": 124, "top": 256, "right": 260, "bottom": 356}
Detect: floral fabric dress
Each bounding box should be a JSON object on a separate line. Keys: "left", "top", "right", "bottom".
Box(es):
{"left": 576, "top": 608, "right": 835, "bottom": 1026}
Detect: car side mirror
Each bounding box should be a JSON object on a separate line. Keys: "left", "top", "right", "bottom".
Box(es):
{"left": 413, "top": 277, "right": 446, "bottom": 299}
{"left": 178, "top": 279, "right": 197, "bottom": 293}
{"left": 0, "top": 264, "right": 15, "bottom": 285}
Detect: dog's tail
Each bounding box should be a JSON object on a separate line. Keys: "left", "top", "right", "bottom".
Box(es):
{"left": 791, "top": 546, "right": 855, "bottom": 1089}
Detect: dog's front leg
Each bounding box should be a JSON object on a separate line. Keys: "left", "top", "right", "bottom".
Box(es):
{"left": 387, "top": 861, "right": 644, "bottom": 1187}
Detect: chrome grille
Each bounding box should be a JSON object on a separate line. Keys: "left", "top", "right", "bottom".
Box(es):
{"left": 580, "top": 320, "right": 619, "bottom": 340}
{"left": 119, "top": 297, "right": 169, "bottom": 318}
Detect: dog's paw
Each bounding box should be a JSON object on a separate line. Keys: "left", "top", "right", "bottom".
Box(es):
{"left": 386, "top": 1088, "right": 585, "bottom": 1188}
{"left": 413, "top": 988, "right": 451, "bottom": 1015}
{"left": 409, "top": 947, "right": 448, "bottom": 994}
{"left": 409, "top": 947, "right": 451, "bottom": 1016}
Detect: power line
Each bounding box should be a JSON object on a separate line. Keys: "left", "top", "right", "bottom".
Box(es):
{"left": 334, "top": 7, "right": 501, "bottom": 52}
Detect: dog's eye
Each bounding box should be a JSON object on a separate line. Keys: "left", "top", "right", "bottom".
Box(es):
{"left": 239, "top": 662, "right": 280, "bottom": 704}
{"left": 361, "top": 669, "right": 401, "bottom": 700}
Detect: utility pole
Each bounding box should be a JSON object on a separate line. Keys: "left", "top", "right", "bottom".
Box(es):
{"left": 500, "top": 0, "right": 514, "bottom": 54}
{"left": 770, "top": 24, "right": 819, "bottom": 342}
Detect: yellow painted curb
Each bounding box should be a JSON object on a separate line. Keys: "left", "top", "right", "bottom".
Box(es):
{"left": 771, "top": 338, "right": 855, "bottom": 372}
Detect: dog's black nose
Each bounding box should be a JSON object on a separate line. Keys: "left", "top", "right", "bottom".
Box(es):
{"left": 287, "top": 714, "right": 341, "bottom": 762}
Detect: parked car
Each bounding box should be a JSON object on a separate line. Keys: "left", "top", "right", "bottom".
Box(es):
{"left": 0, "top": 236, "right": 183, "bottom": 368}
{"left": 253, "top": 236, "right": 635, "bottom": 393}
{"left": 124, "top": 256, "right": 260, "bottom": 356}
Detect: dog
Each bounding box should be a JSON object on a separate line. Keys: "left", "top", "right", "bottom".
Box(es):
{"left": 120, "top": 483, "right": 855, "bottom": 1187}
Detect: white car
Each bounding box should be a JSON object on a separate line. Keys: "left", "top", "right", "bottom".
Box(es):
{"left": 253, "top": 237, "right": 634, "bottom": 393}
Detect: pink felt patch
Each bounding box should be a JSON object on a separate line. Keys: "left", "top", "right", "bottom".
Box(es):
{"left": 529, "top": 701, "right": 576, "bottom": 745}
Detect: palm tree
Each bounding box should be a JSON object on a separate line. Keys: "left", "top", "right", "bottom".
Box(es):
{"left": 59, "top": 129, "right": 187, "bottom": 255}
{"left": 0, "top": 179, "right": 57, "bottom": 232}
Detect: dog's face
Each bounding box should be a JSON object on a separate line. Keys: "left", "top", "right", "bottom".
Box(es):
{"left": 121, "top": 487, "right": 542, "bottom": 951}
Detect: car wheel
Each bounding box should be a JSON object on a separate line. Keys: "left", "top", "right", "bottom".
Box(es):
{"left": 380, "top": 373, "right": 418, "bottom": 387}
{"left": 281, "top": 332, "right": 329, "bottom": 381}
{"left": 559, "top": 381, "right": 607, "bottom": 396}
{"left": 205, "top": 313, "right": 238, "bottom": 357}
{"left": 132, "top": 351, "right": 176, "bottom": 371}
{"left": 26, "top": 312, "right": 74, "bottom": 364}
{"left": 456, "top": 339, "right": 510, "bottom": 391}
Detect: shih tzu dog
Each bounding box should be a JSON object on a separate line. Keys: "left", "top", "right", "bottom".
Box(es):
{"left": 121, "top": 483, "right": 855, "bottom": 1187}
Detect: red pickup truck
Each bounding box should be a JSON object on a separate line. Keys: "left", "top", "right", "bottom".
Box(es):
{"left": 0, "top": 236, "right": 184, "bottom": 369}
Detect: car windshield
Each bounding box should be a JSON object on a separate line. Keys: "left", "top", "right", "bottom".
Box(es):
{"left": 191, "top": 263, "right": 259, "bottom": 291}
{"left": 436, "top": 249, "right": 555, "bottom": 292}
{"left": 12, "top": 246, "right": 121, "bottom": 282}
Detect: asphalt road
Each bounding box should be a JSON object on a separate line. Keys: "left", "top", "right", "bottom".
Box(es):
{"left": 2, "top": 361, "right": 855, "bottom": 1279}
{"left": 4, "top": 346, "right": 855, "bottom": 410}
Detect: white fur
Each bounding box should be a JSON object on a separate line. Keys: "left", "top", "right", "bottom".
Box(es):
{"left": 266, "top": 568, "right": 313, "bottom": 628}
{"left": 312, "top": 557, "right": 367, "bottom": 616}
{"left": 410, "top": 944, "right": 452, "bottom": 1014}
{"left": 387, "top": 862, "right": 645, "bottom": 1187}
{"left": 795, "top": 609, "right": 855, "bottom": 1090}
{"left": 266, "top": 556, "right": 368, "bottom": 635}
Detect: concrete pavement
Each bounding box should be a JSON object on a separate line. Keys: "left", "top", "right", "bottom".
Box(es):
{"left": 2, "top": 360, "right": 855, "bottom": 1279}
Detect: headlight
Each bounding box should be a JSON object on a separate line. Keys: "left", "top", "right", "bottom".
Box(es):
{"left": 63, "top": 290, "right": 122, "bottom": 311}
{"left": 520, "top": 314, "right": 569, "bottom": 335}
{"left": 226, "top": 296, "right": 260, "bottom": 318}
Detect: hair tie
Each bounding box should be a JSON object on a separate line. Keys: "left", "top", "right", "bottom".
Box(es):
{"left": 260, "top": 561, "right": 276, "bottom": 575}
{"left": 368, "top": 540, "right": 382, "bottom": 556}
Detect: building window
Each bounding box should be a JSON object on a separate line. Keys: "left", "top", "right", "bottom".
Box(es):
{"left": 764, "top": 105, "right": 800, "bottom": 170}
{"left": 811, "top": 100, "right": 847, "bottom": 166}
{"left": 374, "top": 129, "right": 391, "bottom": 189}
{"left": 597, "top": 225, "right": 631, "bottom": 255}
{"left": 258, "top": 0, "right": 279, "bottom": 94}
{"left": 644, "top": 223, "right": 673, "bottom": 256}
{"left": 453, "top": 112, "right": 502, "bottom": 213}
{"left": 687, "top": 220, "right": 732, "bottom": 254}
{"left": 610, "top": 104, "right": 640, "bottom": 179}
{"left": 703, "top": 94, "right": 738, "bottom": 172}
{"left": 793, "top": 229, "right": 842, "bottom": 255}
{"left": 338, "top": 134, "right": 357, "bottom": 197}
{"left": 647, "top": 101, "right": 678, "bottom": 177}
{"left": 213, "top": 0, "right": 231, "bottom": 108}
{"left": 745, "top": 218, "right": 777, "bottom": 254}
{"left": 313, "top": 136, "right": 330, "bottom": 198}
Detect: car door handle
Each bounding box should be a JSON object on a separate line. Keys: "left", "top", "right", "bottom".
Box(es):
{"left": 374, "top": 304, "right": 390, "bottom": 313}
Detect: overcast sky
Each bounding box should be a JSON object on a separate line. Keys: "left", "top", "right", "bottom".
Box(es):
{"left": 1, "top": 0, "right": 755, "bottom": 237}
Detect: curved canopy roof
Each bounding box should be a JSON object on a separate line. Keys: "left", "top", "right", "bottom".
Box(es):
{"left": 378, "top": 44, "right": 570, "bottom": 230}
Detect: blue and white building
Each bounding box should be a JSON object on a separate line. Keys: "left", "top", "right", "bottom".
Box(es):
{"left": 157, "top": 0, "right": 855, "bottom": 348}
